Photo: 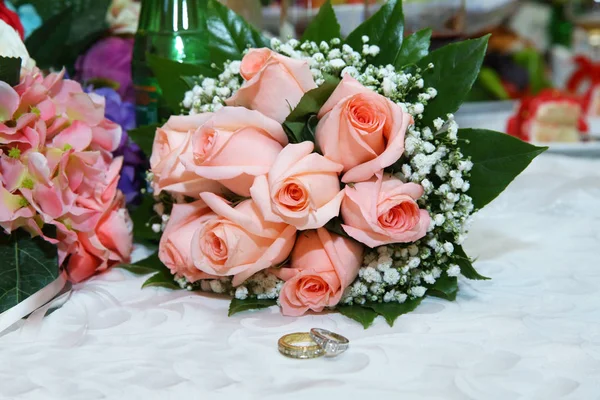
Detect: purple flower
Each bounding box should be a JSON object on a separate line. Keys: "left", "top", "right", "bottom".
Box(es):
{"left": 94, "top": 87, "right": 136, "bottom": 132}
{"left": 88, "top": 86, "right": 147, "bottom": 204}
{"left": 75, "top": 36, "right": 135, "bottom": 103}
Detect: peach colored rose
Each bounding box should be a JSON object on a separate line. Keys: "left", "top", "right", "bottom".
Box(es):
{"left": 341, "top": 174, "right": 430, "bottom": 247}
{"left": 150, "top": 114, "right": 226, "bottom": 199}
{"left": 179, "top": 107, "right": 288, "bottom": 197}
{"left": 274, "top": 228, "right": 363, "bottom": 317}
{"left": 225, "top": 48, "right": 317, "bottom": 123}
{"left": 316, "top": 74, "right": 413, "bottom": 184}
{"left": 66, "top": 192, "right": 133, "bottom": 282}
{"left": 250, "top": 141, "right": 344, "bottom": 230}
{"left": 159, "top": 200, "right": 218, "bottom": 283}
{"left": 191, "top": 193, "right": 297, "bottom": 286}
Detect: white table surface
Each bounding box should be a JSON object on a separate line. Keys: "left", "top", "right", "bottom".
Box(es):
{"left": 1, "top": 154, "right": 600, "bottom": 400}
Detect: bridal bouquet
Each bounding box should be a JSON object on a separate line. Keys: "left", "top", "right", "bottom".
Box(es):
{"left": 0, "top": 21, "right": 133, "bottom": 319}
{"left": 128, "top": 0, "right": 546, "bottom": 328}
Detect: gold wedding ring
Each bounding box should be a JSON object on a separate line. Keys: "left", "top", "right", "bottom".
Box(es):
{"left": 278, "top": 332, "right": 325, "bottom": 359}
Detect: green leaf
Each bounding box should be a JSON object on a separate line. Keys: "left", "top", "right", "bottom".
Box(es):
{"left": 206, "top": 0, "right": 270, "bottom": 65}
{"left": 427, "top": 275, "right": 458, "bottom": 301}
{"left": 459, "top": 128, "right": 548, "bottom": 209}
{"left": 0, "top": 229, "right": 58, "bottom": 313}
{"left": 346, "top": 0, "right": 404, "bottom": 67}
{"left": 119, "top": 251, "right": 162, "bottom": 276}
{"left": 228, "top": 298, "right": 277, "bottom": 316}
{"left": 142, "top": 269, "right": 180, "bottom": 290}
{"left": 130, "top": 193, "right": 161, "bottom": 244}
{"left": 16, "top": 0, "right": 110, "bottom": 45}
{"left": 128, "top": 124, "right": 159, "bottom": 156}
{"left": 476, "top": 67, "right": 510, "bottom": 101}
{"left": 181, "top": 75, "right": 201, "bottom": 89}
{"left": 417, "top": 36, "right": 489, "bottom": 127}
{"left": 25, "top": 7, "right": 74, "bottom": 69}
{"left": 147, "top": 54, "right": 217, "bottom": 114}
{"left": 122, "top": 252, "right": 179, "bottom": 290}
{"left": 396, "top": 28, "right": 432, "bottom": 67}
{"left": 0, "top": 56, "right": 21, "bottom": 87}
{"left": 301, "top": 0, "right": 341, "bottom": 43}
{"left": 119, "top": 263, "right": 159, "bottom": 276}
{"left": 58, "top": 28, "right": 107, "bottom": 77}
{"left": 454, "top": 245, "right": 489, "bottom": 280}
{"left": 324, "top": 217, "right": 352, "bottom": 240}
{"left": 337, "top": 304, "right": 378, "bottom": 329}
{"left": 283, "top": 75, "right": 339, "bottom": 143}
{"left": 365, "top": 297, "right": 423, "bottom": 327}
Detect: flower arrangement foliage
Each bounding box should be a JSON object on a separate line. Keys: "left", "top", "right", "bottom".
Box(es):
{"left": 126, "top": 0, "right": 546, "bottom": 328}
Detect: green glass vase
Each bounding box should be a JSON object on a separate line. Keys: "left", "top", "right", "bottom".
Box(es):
{"left": 132, "top": 0, "right": 209, "bottom": 126}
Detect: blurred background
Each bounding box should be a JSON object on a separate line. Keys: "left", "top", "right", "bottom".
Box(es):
{"left": 4, "top": 0, "right": 600, "bottom": 156}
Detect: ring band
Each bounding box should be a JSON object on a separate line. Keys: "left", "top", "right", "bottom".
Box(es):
{"left": 309, "top": 328, "right": 350, "bottom": 356}
{"left": 278, "top": 332, "right": 325, "bottom": 359}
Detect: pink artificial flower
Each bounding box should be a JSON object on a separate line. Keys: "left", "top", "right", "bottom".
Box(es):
{"left": 226, "top": 48, "right": 317, "bottom": 123}
{"left": 274, "top": 228, "right": 364, "bottom": 317}
{"left": 179, "top": 107, "right": 289, "bottom": 197}
{"left": 66, "top": 192, "right": 132, "bottom": 283}
{"left": 0, "top": 81, "right": 19, "bottom": 123}
{"left": 191, "top": 193, "right": 297, "bottom": 286}
{"left": 316, "top": 74, "right": 413, "bottom": 183}
{"left": 159, "top": 200, "right": 218, "bottom": 283}
{"left": 250, "top": 141, "right": 345, "bottom": 230}
{"left": 341, "top": 174, "right": 431, "bottom": 247}
{"left": 0, "top": 65, "right": 133, "bottom": 283}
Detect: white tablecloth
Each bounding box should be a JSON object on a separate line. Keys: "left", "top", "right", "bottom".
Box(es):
{"left": 1, "top": 154, "right": 600, "bottom": 400}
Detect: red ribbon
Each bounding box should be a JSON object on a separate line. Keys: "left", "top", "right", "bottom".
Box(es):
{"left": 567, "top": 56, "right": 600, "bottom": 111}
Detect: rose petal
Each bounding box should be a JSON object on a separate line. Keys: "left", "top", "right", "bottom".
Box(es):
{"left": 231, "top": 224, "right": 297, "bottom": 286}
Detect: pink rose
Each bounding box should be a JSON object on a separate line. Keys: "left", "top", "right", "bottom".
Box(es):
{"left": 274, "top": 228, "right": 363, "bottom": 317}
{"left": 250, "top": 141, "right": 344, "bottom": 230}
{"left": 150, "top": 114, "right": 226, "bottom": 198}
{"left": 225, "top": 48, "right": 317, "bottom": 123}
{"left": 341, "top": 175, "right": 430, "bottom": 247}
{"left": 316, "top": 74, "right": 413, "bottom": 183}
{"left": 66, "top": 192, "right": 133, "bottom": 282}
{"left": 179, "top": 107, "right": 288, "bottom": 197}
{"left": 191, "top": 193, "right": 297, "bottom": 286}
{"left": 159, "top": 200, "right": 218, "bottom": 283}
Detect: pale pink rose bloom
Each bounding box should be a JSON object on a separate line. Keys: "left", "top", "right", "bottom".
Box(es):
{"left": 274, "top": 228, "right": 363, "bottom": 317}
{"left": 225, "top": 48, "right": 317, "bottom": 123}
{"left": 67, "top": 192, "right": 133, "bottom": 283}
{"left": 192, "top": 193, "right": 297, "bottom": 286}
{"left": 341, "top": 174, "right": 430, "bottom": 247}
{"left": 250, "top": 141, "right": 344, "bottom": 230}
{"left": 159, "top": 200, "right": 218, "bottom": 283}
{"left": 179, "top": 107, "right": 288, "bottom": 197}
{"left": 316, "top": 74, "right": 413, "bottom": 184}
{"left": 150, "top": 114, "right": 226, "bottom": 199}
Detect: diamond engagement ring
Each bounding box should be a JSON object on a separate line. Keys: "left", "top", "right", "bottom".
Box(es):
{"left": 309, "top": 328, "right": 350, "bottom": 357}
{"left": 278, "top": 332, "right": 325, "bottom": 359}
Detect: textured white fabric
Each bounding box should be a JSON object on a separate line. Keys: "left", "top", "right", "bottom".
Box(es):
{"left": 1, "top": 154, "right": 600, "bottom": 400}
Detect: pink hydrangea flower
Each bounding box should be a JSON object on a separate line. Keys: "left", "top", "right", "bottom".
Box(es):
{"left": 0, "top": 67, "right": 133, "bottom": 283}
